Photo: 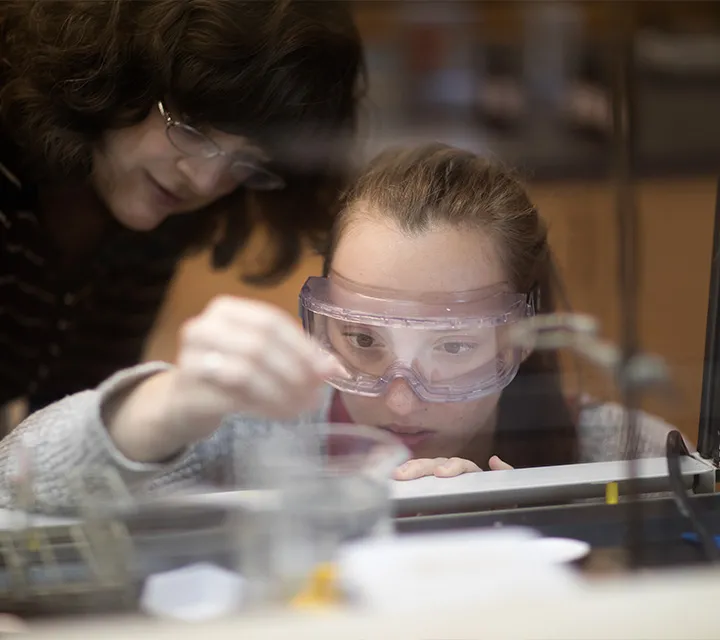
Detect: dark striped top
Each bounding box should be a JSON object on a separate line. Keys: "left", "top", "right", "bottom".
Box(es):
{"left": 0, "top": 140, "right": 197, "bottom": 412}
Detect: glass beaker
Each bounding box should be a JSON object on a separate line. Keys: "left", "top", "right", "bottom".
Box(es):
{"left": 238, "top": 423, "right": 409, "bottom": 603}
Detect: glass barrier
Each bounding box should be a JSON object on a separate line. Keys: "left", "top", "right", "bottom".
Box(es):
{"left": 4, "top": 1, "right": 720, "bottom": 617}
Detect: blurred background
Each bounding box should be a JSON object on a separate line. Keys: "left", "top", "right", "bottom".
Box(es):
{"left": 144, "top": 1, "right": 720, "bottom": 446}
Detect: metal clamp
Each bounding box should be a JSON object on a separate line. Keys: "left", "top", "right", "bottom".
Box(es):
{"left": 508, "top": 312, "right": 674, "bottom": 393}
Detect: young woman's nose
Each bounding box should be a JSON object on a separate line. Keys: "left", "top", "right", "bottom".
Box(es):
{"left": 383, "top": 378, "right": 422, "bottom": 416}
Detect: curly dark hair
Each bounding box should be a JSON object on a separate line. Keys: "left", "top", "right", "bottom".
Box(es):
{"left": 0, "top": 0, "right": 365, "bottom": 284}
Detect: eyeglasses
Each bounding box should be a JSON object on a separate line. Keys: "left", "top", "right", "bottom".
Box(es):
{"left": 157, "top": 101, "right": 285, "bottom": 191}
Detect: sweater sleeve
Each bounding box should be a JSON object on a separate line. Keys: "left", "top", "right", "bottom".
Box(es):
{"left": 577, "top": 401, "right": 691, "bottom": 463}
{"left": 0, "top": 362, "right": 229, "bottom": 514}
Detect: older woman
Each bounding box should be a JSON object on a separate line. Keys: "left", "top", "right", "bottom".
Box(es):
{"left": 0, "top": 0, "right": 363, "bottom": 418}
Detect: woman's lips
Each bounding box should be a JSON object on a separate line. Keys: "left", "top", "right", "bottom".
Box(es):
{"left": 378, "top": 425, "right": 433, "bottom": 449}
{"left": 146, "top": 172, "right": 184, "bottom": 209}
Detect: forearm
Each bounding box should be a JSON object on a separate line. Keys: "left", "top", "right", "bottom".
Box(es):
{"left": 103, "top": 369, "right": 187, "bottom": 463}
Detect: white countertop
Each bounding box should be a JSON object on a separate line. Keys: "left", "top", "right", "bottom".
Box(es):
{"left": 21, "top": 566, "right": 720, "bottom": 639}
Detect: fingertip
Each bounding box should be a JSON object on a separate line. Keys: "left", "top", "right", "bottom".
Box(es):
{"left": 489, "top": 455, "right": 513, "bottom": 471}
{"left": 315, "top": 352, "right": 351, "bottom": 379}
{"left": 394, "top": 462, "right": 416, "bottom": 481}
{"left": 329, "top": 362, "right": 352, "bottom": 379}
{"left": 432, "top": 460, "right": 451, "bottom": 476}
{"left": 0, "top": 614, "right": 26, "bottom": 632}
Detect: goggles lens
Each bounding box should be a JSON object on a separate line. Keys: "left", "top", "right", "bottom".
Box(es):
{"left": 300, "top": 276, "right": 534, "bottom": 403}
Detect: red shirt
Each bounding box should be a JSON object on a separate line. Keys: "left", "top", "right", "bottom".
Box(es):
{"left": 328, "top": 390, "right": 354, "bottom": 424}
{"left": 327, "top": 392, "right": 370, "bottom": 457}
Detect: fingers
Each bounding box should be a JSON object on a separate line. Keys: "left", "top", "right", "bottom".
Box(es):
{"left": 0, "top": 614, "right": 25, "bottom": 632}
{"left": 178, "top": 349, "right": 310, "bottom": 413}
{"left": 174, "top": 296, "right": 347, "bottom": 419}
{"left": 393, "top": 456, "right": 513, "bottom": 480}
{"left": 435, "top": 457, "right": 481, "bottom": 477}
{"left": 394, "top": 458, "right": 445, "bottom": 480}
{"left": 394, "top": 457, "right": 481, "bottom": 480}
{"left": 182, "top": 322, "right": 318, "bottom": 390}
{"left": 488, "top": 455, "right": 514, "bottom": 471}
{"left": 196, "top": 297, "right": 345, "bottom": 378}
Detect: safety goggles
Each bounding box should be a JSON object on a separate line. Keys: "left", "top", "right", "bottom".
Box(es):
{"left": 299, "top": 274, "right": 535, "bottom": 403}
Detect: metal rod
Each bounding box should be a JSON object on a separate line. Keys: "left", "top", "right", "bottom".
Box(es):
{"left": 697, "top": 179, "right": 720, "bottom": 462}
{"left": 610, "top": 3, "right": 644, "bottom": 569}
{"left": 508, "top": 314, "right": 673, "bottom": 393}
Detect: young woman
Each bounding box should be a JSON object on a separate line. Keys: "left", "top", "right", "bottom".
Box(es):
{"left": 0, "top": 0, "right": 363, "bottom": 418}
{"left": 0, "top": 144, "right": 675, "bottom": 513}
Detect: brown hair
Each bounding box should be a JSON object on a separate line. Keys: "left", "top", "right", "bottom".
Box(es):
{"left": 0, "top": 0, "right": 365, "bottom": 284}
{"left": 324, "top": 143, "right": 579, "bottom": 469}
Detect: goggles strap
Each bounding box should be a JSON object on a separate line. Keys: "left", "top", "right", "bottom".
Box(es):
{"left": 527, "top": 282, "right": 540, "bottom": 314}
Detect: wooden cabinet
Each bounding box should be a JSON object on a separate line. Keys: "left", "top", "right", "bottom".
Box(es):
{"left": 353, "top": 2, "right": 720, "bottom": 44}
{"left": 531, "top": 177, "right": 717, "bottom": 444}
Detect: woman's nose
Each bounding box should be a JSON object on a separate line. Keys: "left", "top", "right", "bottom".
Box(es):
{"left": 383, "top": 378, "right": 422, "bottom": 416}
{"left": 177, "top": 156, "right": 228, "bottom": 196}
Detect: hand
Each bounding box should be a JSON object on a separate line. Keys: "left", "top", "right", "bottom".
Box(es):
{"left": 107, "top": 296, "right": 345, "bottom": 462}
{"left": 172, "top": 295, "right": 345, "bottom": 421}
{"left": 393, "top": 455, "right": 514, "bottom": 480}
{"left": 394, "top": 457, "right": 480, "bottom": 480}
{"left": 0, "top": 614, "right": 25, "bottom": 632}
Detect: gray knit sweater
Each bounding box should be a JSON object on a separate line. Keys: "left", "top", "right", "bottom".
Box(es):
{"left": 0, "top": 362, "right": 676, "bottom": 514}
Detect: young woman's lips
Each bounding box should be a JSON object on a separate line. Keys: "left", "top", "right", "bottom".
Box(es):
{"left": 379, "top": 425, "right": 433, "bottom": 448}
{"left": 146, "top": 172, "right": 184, "bottom": 209}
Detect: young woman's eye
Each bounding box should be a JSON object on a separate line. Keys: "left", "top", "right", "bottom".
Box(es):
{"left": 344, "top": 332, "right": 381, "bottom": 349}
{"left": 435, "top": 341, "right": 476, "bottom": 355}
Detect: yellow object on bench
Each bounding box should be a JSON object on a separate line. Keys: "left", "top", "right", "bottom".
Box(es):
{"left": 290, "top": 563, "right": 343, "bottom": 609}
{"left": 605, "top": 482, "right": 619, "bottom": 505}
